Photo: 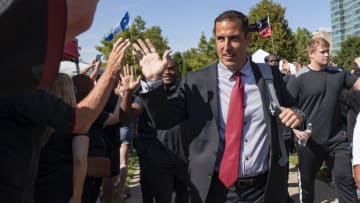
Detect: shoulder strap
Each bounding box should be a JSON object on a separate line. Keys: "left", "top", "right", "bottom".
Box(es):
{"left": 257, "top": 63, "right": 288, "bottom": 167}
{"left": 257, "top": 63, "right": 280, "bottom": 107}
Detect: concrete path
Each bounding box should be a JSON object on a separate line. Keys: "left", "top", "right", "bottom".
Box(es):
{"left": 288, "top": 164, "right": 338, "bottom": 203}
{"left": 124, "top": 164, "right": 339, "bottom": 203}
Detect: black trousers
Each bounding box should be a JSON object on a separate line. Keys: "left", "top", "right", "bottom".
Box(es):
{"left": 297, "top": 140, "right": 357, "bottom": 203}
{"left": 206, "top": 172, "right": 266, "bottom": 203}
{"left": 135, "top": 137, "right": 190, "bottom": 203}
{"left": 138, "top": 154, "right": 189, "bottom": 203}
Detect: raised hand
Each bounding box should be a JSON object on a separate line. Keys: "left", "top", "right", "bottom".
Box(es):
{"left": 114, "top": 64, "right": 141, "bottom": 96}
{"left": 106, "top": 38, "right": 131, "bottom": 76}
{"left": 132, "top": 38, "right": 172, "bottom": 81}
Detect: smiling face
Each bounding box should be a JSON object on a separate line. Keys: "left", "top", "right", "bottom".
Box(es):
{"left": 215, "top": 19, "right": 251, "bottom": 71}
{"left": 162, "top": 59, "right": 179, "bottom": 85}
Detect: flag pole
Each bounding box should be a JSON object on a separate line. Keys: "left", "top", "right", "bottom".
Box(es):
{"left": 268, "top": 16, "right": 275, "bottom": 53}
{"left": 126, "top": 17, "right": 138, "bottom": 77}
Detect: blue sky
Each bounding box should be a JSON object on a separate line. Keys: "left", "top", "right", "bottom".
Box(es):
{"left": 77, "top": 0, "right": 331, "bottom": 63}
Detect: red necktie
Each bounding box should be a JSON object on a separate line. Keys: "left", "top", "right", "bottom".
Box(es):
{"left": 219, "top": 72, "right": 244, "bottom": 188}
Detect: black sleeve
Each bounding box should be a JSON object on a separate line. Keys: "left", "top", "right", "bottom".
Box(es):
{"left": 3, "top": 89, "right": 74, "bottom": 134}
{"left": 271, "top": 67, "right": 297, "bottom": 108}
{"left": 286, "top": 75, "right": 300, "bottom": 102}
{"left": 0, "top": 0, "right": 66, "bottom": 94}
{"left": 139, "top": 81, "right": 186, "bottom": 130}
{"left": 94, "top": 111, "right": 110, "bottom": 125}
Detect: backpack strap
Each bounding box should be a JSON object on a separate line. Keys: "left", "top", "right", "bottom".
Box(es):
{"left": 257, "top": 63, "right": 288, "bottom": 167}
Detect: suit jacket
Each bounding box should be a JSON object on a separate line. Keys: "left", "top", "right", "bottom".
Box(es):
{"left": 140, "top": 61, "right": 297, "bottom": 203}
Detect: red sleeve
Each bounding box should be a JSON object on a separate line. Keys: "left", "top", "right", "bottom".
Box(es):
{"left": 39, "top": 0, "right": 67, "bottom": 87}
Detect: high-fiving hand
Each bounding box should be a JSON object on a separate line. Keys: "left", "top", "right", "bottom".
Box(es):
{"left": 114, "top": 64, "right": 141, "bottom": 96}
{"left": 132, "top": 39, "right": 172, "bottom": 81}
{"left": 106, "top": 38, "right": 131, "bottom": 76}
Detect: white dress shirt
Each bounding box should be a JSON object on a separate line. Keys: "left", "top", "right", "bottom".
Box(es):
{"left": 352, "top": 113, "right": 360, "bottom": 166}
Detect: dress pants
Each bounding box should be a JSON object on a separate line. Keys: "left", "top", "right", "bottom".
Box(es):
{"left": 206, "top": 172, "right": 266, "bottom": 203}
{"left": 297, "top": 140, "right": 357, "bottom": 203}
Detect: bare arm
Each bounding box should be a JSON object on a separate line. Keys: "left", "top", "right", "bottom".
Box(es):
{"left": 79, "top": 61, "right": 96, "bottom": 75}
{"left": 120, "top": 90, "right": 144, "bottom": 123}
{"left": 102, "top": 94, "right": 121, "bottom": 126}
{"left": 73, "top": 38, "right": 131, "bottom": 133}
{"left": 89, "top": 61, "right": 102, "bottom": 81}
{"left": 65, "top": 0, "right": 99, "bottom": 43}
{"left": 115, "top": 65, "right": 143, "bottom": 123}
{"left": 352, "top": 77, "right": 360, "bottom": 92}
{"left": 69, "top": 136, "right": 89, "bottom": 203}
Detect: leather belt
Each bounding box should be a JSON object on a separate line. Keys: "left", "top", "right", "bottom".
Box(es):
{"left": 235, "top": 172, "right": 268, "bottom": 188}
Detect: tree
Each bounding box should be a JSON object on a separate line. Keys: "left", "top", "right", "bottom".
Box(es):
{"left": 96, "top": 16, "right": 169, "bottom": 69}
{"left": 181, "top": 32, "right": 217, "bottom": 72}
{"left": 332, "top": 36, "right": 360, "bottom": 71}
{"left": 293, "top": 27, "right": 312, "bottom": 64}
{"left": 248, "top": 0, "right": 296, "bottom": 60}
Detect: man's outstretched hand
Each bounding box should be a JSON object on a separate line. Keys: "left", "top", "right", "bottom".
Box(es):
{"left": 132, "top": 39, "right": 171, "bottom": 81}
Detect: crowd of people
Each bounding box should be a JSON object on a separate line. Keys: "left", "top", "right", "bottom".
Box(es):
{"left": 2, "top": 1, "right": 360, "bottom": 203}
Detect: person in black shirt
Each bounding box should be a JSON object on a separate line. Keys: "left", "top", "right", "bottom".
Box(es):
{"left": 287, "top": 37, "right": 360, "bottom": 203}
{"left": 0, "top": 38, "right": 130, "bottom": 203}
{"left": 34, "top": 73, "right": 89, "bottom": 203}
{"left": 1, "top": 0, "right": 100, "bottom": 94}
{"left": 120, "top": 59, "right": 190, "bottom": 203}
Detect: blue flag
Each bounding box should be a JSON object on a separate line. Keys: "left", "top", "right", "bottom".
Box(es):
{"left": 105, "top": 12, "right": 130, "bottom": 41}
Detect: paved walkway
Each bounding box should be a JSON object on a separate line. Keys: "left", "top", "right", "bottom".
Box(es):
{"left": 124, "top": 164, "right": 339, "bottom": 203}
{"left": 288, "top": 164, "right": 338, "bottom": 203}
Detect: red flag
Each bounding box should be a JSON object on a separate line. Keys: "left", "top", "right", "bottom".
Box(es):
{"left": 259, "top": 26, "right": 272, "bottom": 38}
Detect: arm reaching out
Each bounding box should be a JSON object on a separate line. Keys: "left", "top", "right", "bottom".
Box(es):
{"left": 117, "top": 65, "right": 143, "bottom": 123}
{"left": 69, "top": 135, "right": 89, "bottom": 203}
{"left": 73, "top": 38, "right": 131, "bottom": 133}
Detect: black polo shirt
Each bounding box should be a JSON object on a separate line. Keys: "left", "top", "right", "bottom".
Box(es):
{"left": 0, "top": 89, "right": 74, "bottom": 202}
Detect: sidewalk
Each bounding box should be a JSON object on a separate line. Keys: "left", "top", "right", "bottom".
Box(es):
{"left": 124, "top": 164, "right": 339, "bottom": 203}
{"left": 288, "top": 164, "right": 338, "bottom": 203}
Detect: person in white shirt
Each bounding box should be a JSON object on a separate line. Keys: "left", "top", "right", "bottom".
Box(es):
{"left": 352, "top": 112, "right": 360, "bottom": 188}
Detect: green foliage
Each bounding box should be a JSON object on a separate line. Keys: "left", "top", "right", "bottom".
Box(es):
{"left": 293, "top": 27, "right": 312, "bottom": 64}
{"left": 332, "top": 36, "right": 360, "bottom": 71}
{"left": 248, "top": 0, "right": 296, "bottom": 60}
{"left": 180, "top": 33, "right": 217, "bottom": 72}
{"left": 96, "top": 16, "right": 169, "bottom": 70}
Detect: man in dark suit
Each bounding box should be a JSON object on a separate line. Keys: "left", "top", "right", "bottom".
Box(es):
{"left": 129, "top": 10, "right": 304, "bottom": 203}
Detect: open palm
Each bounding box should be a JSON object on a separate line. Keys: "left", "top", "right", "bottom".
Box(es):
{"left": 116, "top": 64, "right": 140, "bottom": 95}
{"left": 132, "top": 39, "right": 171, "bottom": 81}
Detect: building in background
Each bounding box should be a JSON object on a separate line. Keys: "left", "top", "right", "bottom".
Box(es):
{"left": 330, "top": 0, "right": 360, "bottom": 55}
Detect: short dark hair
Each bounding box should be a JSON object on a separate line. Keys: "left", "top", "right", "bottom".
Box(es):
{"left": 213, "top": 10, "right": 249, "bottom": 36}
{"left": 264, "top": 54, "right": 279, "bottom": 63}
